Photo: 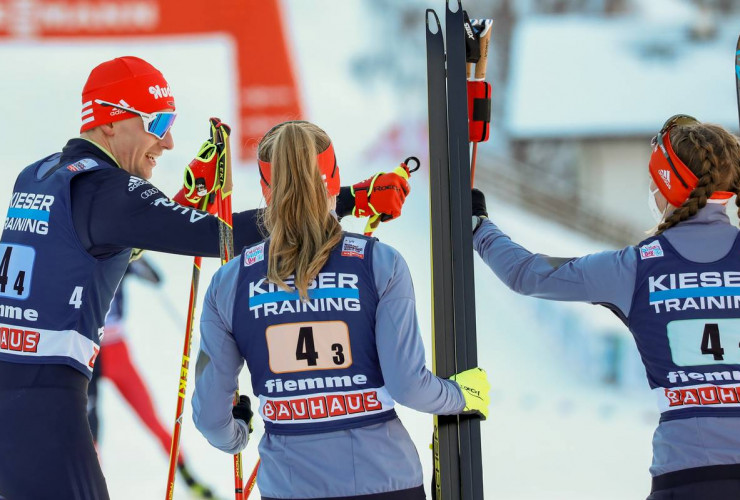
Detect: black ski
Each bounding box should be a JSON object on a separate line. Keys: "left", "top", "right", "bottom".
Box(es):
{"left": 426, "top": 1, "right": 484, "bottom": 498}
{"left": 426, "top": 8, "right": 459, "bottom": 500}
{"left": 444, "top": 1, "right": 484, "bottom": 499}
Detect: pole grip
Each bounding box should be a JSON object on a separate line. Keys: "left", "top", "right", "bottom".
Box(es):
{"left": 474, "top": 24, "right": 492, "bottom": 80}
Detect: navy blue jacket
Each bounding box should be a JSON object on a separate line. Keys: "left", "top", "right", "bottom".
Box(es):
{"left": 0, "top": 138, "right": 337, "bottom": 376}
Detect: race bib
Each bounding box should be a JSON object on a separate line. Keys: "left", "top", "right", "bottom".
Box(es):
{"left": 266, "top": 320, "right": 352, "bottom": 373}
{"left": 667, "top": 318, "right": 740, "bottom": 366}
{"left": 0, "top": 243, "right": 35, "bottom": 300}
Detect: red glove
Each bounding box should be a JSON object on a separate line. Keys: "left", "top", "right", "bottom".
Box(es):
{"left": 183, "top": 140, "right": 220, "bottom": 203}
{"left": 170, "top": 137, "right": 224, "bottom": 214}
{"left": 351, "top": 163, "right": 411, "bottom": 221}
{"left": 172, "top": 189, "right": 218, "bottom": 214}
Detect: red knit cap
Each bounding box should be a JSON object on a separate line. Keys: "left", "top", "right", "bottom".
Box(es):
{"left": 80, "top": 56, "right": 175, "bottom": 133}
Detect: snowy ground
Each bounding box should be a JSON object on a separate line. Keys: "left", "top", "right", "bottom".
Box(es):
{"left": 0, "top": 1, "right": 661, "bottom": 498}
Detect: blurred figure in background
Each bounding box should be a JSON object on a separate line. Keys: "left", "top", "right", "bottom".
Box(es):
{"left": 88, "top": 256, "right": 215, "bottom": 498}
{"left": 472, "top": 115, "right": 740, "bottom": 499}
{"left": 191, "top": 121, "right": 490, "bottom": 499}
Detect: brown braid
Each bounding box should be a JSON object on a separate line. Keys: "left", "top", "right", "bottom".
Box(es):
{"left": 654, "top": 123, "right": 740, "bottom": 235}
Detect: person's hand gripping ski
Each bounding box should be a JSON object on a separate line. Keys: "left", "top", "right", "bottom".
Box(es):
{"left": 450, "top": 367, "right": 491, "bottom": 420}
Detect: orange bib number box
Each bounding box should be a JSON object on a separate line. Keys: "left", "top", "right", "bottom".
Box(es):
{"left": 266, "top": 320, "right": 352, "bottom": 373}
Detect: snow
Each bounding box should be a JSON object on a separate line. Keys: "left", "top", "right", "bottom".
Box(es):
{"left": 0, "top": 2, "right": 662, "bottom": 499}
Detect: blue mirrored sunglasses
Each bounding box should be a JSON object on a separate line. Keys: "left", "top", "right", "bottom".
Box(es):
{"left": 94, "top": 99, "right": 177, "bottom": 140}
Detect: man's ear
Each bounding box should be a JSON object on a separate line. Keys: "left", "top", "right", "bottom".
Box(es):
{"left": 100, "top": 122, "right": 115, "bottom": 137}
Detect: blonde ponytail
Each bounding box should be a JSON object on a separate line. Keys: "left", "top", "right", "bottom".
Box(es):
{"left": 258, "top": 121, "right": 343, "bottom": 300}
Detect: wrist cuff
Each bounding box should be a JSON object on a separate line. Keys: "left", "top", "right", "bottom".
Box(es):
{"left": 335, "top": 186, "right": 354, "bottom": 219}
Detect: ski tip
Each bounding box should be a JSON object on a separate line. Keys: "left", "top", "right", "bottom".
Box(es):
{"left": 446, "top": 0, "right": 462, "bottom": 14}
{"left": 426, "top": 9, "right": 441, "bottom": 33}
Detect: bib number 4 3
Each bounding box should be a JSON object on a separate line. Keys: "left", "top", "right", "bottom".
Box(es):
{"left": 268, "top": 321, "right": 352, "bottom": 373}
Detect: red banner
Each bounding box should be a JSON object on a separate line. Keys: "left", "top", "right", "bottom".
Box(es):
{"left": 0, "top": 0, "right": 302, "bottom": 161}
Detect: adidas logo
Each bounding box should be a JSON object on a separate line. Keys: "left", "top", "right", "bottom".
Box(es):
{"left": 658, "top": 169, "right": 671, "bottom": 189}
{"left": 128, "top": 176, "right": 148, "bottom": 192}
{"left": 109, "top": 100, "right": 133, "bottom": 117}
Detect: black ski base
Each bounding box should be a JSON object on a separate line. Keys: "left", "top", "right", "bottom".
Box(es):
{"left": 426, "top": 1, "right": 484, "bottom": 499}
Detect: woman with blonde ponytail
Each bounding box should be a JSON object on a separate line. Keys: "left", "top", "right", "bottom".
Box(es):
{"left": 192, "top": 121, "right": 489, "bottom": 499}
{"left": 261, "top": 122, "right": 344, "bottom": 302}
{"left": 471, "top": 115, "right": 740, "bottom": 499}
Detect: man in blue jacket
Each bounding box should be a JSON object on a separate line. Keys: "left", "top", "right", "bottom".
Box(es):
{"left": 0, "top": 55, "right": 411, "bottom": 499}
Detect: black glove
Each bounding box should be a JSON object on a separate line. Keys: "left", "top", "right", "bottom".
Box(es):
{"left": 232, "top": 395, "right": 254, "bottom": 433}
{"left": 472, "top": 188, "right": 488, "bottom": 218}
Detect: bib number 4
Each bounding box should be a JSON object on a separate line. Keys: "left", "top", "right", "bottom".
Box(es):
{"left": 296, "top": 327, "right": 320, "bottom": 366}
{"left": 700, "top": 323, "right": 725, "bottom": 361}
{"left": 667, "top": 318, "right": 740, "bottom": 365}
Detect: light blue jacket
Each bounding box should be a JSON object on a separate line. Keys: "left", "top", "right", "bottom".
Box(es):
{"left": 192, "top": 240, "right": 465, "bottom": 497}
{"left": 474, "top": 204, "right": 740, "bottom": 477}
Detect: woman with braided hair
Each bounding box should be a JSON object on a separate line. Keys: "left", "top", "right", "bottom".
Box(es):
{"left": 472, "top": 115, "right": 740, "bottom": 499}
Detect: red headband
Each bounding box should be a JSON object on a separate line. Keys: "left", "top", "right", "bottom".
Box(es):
{"left": 648, "top": 117, "right": 733, "bottom": 207}
{"left": 257, "top": 142, "right": 340, "bottom": 203}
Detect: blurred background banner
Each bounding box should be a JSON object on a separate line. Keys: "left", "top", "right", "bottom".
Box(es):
{"left": 1, "top": 0, "right": 740, "bottom": 499}
{"left": 0, "top": 0, "right": 303, "bottom": 160}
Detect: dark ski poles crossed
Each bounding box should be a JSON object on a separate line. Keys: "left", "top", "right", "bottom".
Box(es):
{"left": 426, "top": 1, "right": 492, "bottom": 498}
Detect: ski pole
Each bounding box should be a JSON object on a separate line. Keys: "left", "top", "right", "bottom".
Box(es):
{"left": 363, "top": 156, "right": 421, "bottom": 236}
{"left": 244, "top": 459, "right": 260, "bottom": 498}
{"left": 211, "top": 118, "right": 234, "bottom": 263}
{"left": 166, "top": 119, "right": 227, "bottom": 499}
{"left": 208, "top": 118, "right": 246, "bottom": 499}
{"left": 165, "top": 194, "right": 209, "bottom": 500}
{"left": 466, "top": 18, "right": 493, "bottom": 187}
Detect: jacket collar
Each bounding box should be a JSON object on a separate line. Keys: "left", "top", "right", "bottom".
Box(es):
{"left": 59, "top": 138, "right": 121, "bottom": 169}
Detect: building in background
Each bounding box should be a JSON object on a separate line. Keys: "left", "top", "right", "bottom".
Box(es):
{"left": 353, "top": 0, "right": 740, "bottom": 245}
{"left": 505, "top": 14, "right": 739, "bottom": 242}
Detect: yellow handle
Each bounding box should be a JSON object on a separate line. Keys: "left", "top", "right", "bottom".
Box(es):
{"left": 364, "top": 214, "right": 381, "bottom": 236}
{"left": 393, "top": 164, "right": 410, "bottom": 180}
